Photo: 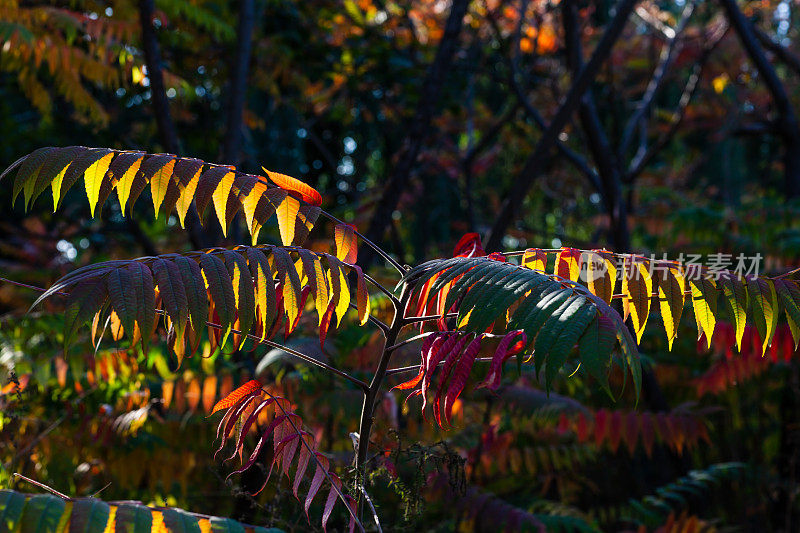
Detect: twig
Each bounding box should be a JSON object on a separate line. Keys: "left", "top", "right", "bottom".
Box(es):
{"left": 13, "top": 474, "right": 70, "bottom": 499}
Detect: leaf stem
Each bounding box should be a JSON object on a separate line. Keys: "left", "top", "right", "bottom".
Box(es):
{"left": 319, "top": 211, "right": 406, "bottom": 274}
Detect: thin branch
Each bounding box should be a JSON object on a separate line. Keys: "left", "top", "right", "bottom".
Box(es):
{"left": 483, "top": 5, "right": 603, "bottom": 193}
{"left": 13, "top": 474, "right": 70, "bottom": 500}
{"left": 753, "top": 25, "right": 800, "bottom": 79}
{"left": 626, "top": 22, "right": 727, "bottom": 180}
{"left": 260, "top": 388, "right": 366, "bottom": 533}
{"left": 0, "top": 277, "right": 369, "bottom": 391}
{"left": 402, "top": 312, "right": 458, "bottom": 325}
{"left": 620, "top": 1, "right": 695, "bottom": 157}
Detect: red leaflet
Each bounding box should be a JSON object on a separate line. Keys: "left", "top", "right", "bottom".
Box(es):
{"left": 486, "top": 252, "right": 507, "bottom": 262}
{"left": 422, "top": 333, "right": 463, "bottom": 417}
{"left": 623, "top": 411, "right": 640, "bottom": 454}
{"left": 393, "top": 333, "right": 438, "bottom": 391}
{"left": 444, "top": 335, "right": 484, "bottom": 426}
{"left": 594, "top": 408, "right": 609, "bottom": 447}
{"left": 322, "top": 473, "right": 343, "bottom": 531}
{"left": 305, "top": 454, "right": 330, "bottom": 517}
{"left": 264, "top": 168, "right": 322, "bottom": 206}
{"left": 334, "top": 223, "right": 358, "bottom": 264}
{"left": 210, "top": 379, "right": 262, "bottom": 415}
{"left": 608, "top": 410, "right": 623, "bottom": 452}
{"left": 576, "top": 412, "right": 589, "bottom": 443}
{"left": 640, "top": 412, "right": 655, "bottom": 457}
{"left": 432, "top": 334, "right": 473, "bottom": 427}
{"left": 478, "top": 330, "right": 527, "bottom": 390}
{"left": 453, "top": 232, "right": 485, "bottom": 257}
{"left": 319, "top": 299, "right": 336, "bottom": 348}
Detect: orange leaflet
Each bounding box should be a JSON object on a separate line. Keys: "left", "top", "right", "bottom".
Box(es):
{"left": 210, "top": 379, "right": 262, "bottom": 415}
{"left": 263, "top": 168, "right": 322, "bottom": 206}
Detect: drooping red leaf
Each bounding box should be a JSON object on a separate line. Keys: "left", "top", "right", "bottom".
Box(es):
{"left": 478, "top": 330, "right": 527, "bottom": 390}
{"left": 444, "top": 335, "right": 484, "bottom": 425}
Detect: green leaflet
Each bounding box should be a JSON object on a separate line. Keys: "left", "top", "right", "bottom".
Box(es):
{"left": 456, "top": 267, "right": 518, "bottom": 330}
{"left": 173, "top": 256, "right": 208, "bottom": 334}
{"left": 112, "top": 504, "right": 152, "bottom": 533}
{"left": 20, "top": 494, "right": 65, "bottom": 533}
{"left": 720, "top": 273, "right": 748, "bottom": 351}
{"left": 12, "top": 146, "right": 51, "bottom": 208}
{"left": 776, "top": 279, "right": 800, "bottom": 349}
{"left": 577, "top": 316, "right": 615, "bottom": 397}
{"left": 35, "top": 146, "right": 84, "bottom": 209}
{"left": 160, "top": 508, "right": 202, "bottom": 533}
{"left": 63, "top": 279, "right": 108, "bottom": 352}
{"left": 533, "top": 294, "right": 583, "bottom": 378}
{"left": 223, "top": 250, "right": 256, "bottom": 341}
{"left": 126, "top": 262, "right": 156, "bottom": 352}
{"left": 0, "top": 489, "right": 26, "bottom": 532}
{"left": 514, "top": 287, "right": 572, "bottom": 355}
{"left": 210, "top": 517, "right": 247, "bottom": 533}
{"left": 749, "top": 277, "right": 778, "bottom": 356}
{"left": 545, "top": 302, "right": 597, "bottom": 390}
{"left": 467, "top": 273, "right": 549, "bottom": 334}
{"left": 444, "top": 260, "right": 501, "bottom": 313}
{"left": 68, "top": 498, "right": 110, "bottom": 533}
{"left": 199, "top": 253, "right": 237, "bottom": 348}
{"left": 152, "top": 258, "right": 189, "bottom": 349}
{"left": 689, "top": 276, "right": 718, "bottom": 350}
{"left": 106, "top": 267, "right": 138, "bottom": 340}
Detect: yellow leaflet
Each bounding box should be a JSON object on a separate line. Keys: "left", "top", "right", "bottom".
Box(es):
{"left": 283, "top": 278, "right": 300, "bottom": 327}
{"left": 521, "top": 248, "right": 547, "bottom": 272}
{"left": 334, "top": 223, "right": 358, "bottom": 263}
{"left": 175, "top": 165, "right": 202, "bottom": 228}
{"left": 51, "top": 164, "right": 71, "bottom": 211}
{"left": 314, "top": 260, "right": 329, "bottom": 325}
{"left": 458, "top": 308, "right": 474, "bottom": 328}
{"left": 276, "top": 195, "right": 300, "bottom": 245}
{"left": 585, "top": 251, "right": 617, "bottom": 303}
{"left": 357, "top": 271, "right": 371, "bottom": 325}
{"left": 103, "top": 505, "right": 117, "bottom": 533}
{"left": 211, "top": 170, "right": 235, "bottom": 237}
{"left": 115, "top": 155, "right": 144, "bottom": 214}
{"left": 198, "top": 518, "right": 212, "bottom": 533}
{"left": 657, "top": 267, "right": 685, "bottom": 351}
{"left": 690, "top": 276, "right": 717, "bottom": 349}
{"left": 150, "top": 158, "right": 177, "bottom": 218}
{"left": 336, "top": 264, "right": 351, "bottom": 327}
{"left": 241, "top": 180, "right": 268, "bottom": 242}
{"left": 622, "top": 258, "right": 652, "bottom": 343}
{"left": 84, "top": 152, "right": 115, "bottom": 217}
{"left": 55, "top": 501, "right": 73, "bottom": 531}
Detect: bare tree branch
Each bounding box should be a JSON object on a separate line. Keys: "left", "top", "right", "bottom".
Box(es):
{"left": 484, "top": 0, "right": 638, "bottom": 252}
